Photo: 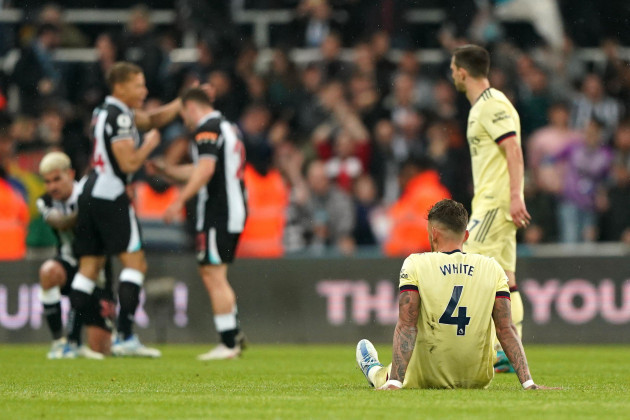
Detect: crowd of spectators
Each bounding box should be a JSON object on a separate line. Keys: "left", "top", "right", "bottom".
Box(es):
{"left": 1, "top": 0, "right": 629, "bottom": 260}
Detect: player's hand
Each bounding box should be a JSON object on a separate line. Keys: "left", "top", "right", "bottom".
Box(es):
{"left": 377, "top": 384, "right": 402, "bottom": 390}
{"left": 164, "top": 199, "right": 184, "bottom": 224}
{"left": 146, "top": 158, "right": 166, "bottom": 176}
{"left": 525, "top": 384, "right": 563, "bottom": 390}
{"left": 99, "top": 299, "right": 116, "bottom": 320}
{"left": 199, "top": 83, "right": 216, "bottom": 103}
{"left": 143, "top": 129, "right": 161, "bottom": 152}
{"left": 377, "top": 381, "right": 402, "bottom": 391}
{"left": 510, "top": 196, "right": 531, "bottom": 229}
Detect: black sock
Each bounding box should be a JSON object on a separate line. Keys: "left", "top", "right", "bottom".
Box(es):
{"left": 220, "top": 328, "right": 240, "bottom": 348}
{"left": 66, "top": 309, "right": 83, "bottom": 345}
{"left": 43, "top": 302, "right": 63, "bottom": 340}
{"left": 68, "top": 289, "right": 93, "bottom": 345}
{"left": 117, "top": 282, "right": 140, "bottom": 340}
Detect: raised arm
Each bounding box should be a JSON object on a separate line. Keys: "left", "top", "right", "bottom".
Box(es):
{"left": 499, "top": 136, "right": 531, "bottom": 229}
{"left": 134, "top": 98, "right": 183, "bottom": 131}
{"left": 134, "top": 84, "right": 216, "bottom": 131}
{"left": 385, "top": 290, "right": 420, "bottom": 389}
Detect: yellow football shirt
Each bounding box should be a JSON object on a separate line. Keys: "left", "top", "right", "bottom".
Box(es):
{"left": 398, "top": 250, "right": 510, "bottom": 389}
{"left": 467, "top": 87, "right": 522, "bottom": 213}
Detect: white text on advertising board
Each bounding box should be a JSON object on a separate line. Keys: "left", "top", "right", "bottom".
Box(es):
{"left": 317, "top": 279, "right": 630, "bottom": 325}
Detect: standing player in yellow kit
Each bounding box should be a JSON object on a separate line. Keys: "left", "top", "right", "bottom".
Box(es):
{"left": 355, "top": 200, "right": 551, "bottom": 389}
{"left": 450, "top": 45, "right": 529, "bottom": 372}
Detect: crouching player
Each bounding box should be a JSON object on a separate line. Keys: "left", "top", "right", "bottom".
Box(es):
{"left": 356, "top": 199, "right": 557, "bottom": 390}
{"left": 37, "top": 152, "right": 115, "bottom": 359}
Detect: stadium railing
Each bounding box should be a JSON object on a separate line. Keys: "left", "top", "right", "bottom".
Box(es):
{"left": 1, "top": 6, "right": 629, "bottom": 70}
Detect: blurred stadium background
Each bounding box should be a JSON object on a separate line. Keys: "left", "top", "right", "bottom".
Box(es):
{"left": 0, "top": 0, "right": 629, "bottom": 345}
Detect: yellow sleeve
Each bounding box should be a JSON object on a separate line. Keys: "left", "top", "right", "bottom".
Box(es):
{"left": 480, "top": 99, "right": 518, "bottom": 144}
{"left": 398, "top": 255, "right": 419, "bottom": 292}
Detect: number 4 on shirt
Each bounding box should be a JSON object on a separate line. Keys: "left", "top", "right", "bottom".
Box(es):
{"left": 439, "top": 285, "right": 471, "bottom": 336}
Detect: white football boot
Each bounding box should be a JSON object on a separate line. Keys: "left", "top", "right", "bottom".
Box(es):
{"left": 77, "top": 345, "right": 105, "bottom": 360}
{"left": 46, "top": 338, "right": 67, "bottom": 359}
{"left": 48, "top": 338, "right": 79, "bottom": 359}
{"left": 111, "top": 334, "right": 161, "bottom": 358}
{"left": 356, "top": 339, "right": 383, "bottom": 387}
{"left": 197, "top": 344, "right": 241, "bottom": 361}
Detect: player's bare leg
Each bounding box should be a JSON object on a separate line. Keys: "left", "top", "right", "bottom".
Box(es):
{"left": 86, "top": 326, "right": 111, "bottom": 356}
{"left": 39, "top": 260, "right": 68, "bottom": 358}
{"left": 111, "top": 250, "right": 160, "bottom": 357}
{"left": 197, "top": 264, "right": 243, "bottom": 360}
{"left": 200, "top": 264, "right": 235, "bottom": 313}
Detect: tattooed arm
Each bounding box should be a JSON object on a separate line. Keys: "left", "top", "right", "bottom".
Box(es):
{"left": 493, "top": 298, "right": 561, "bottom": 390}
{"left": 387, "top": 290, "right": 420, "bottom": 387}
{"left": 492, "top": 297, "right": 535, "bottom": 387}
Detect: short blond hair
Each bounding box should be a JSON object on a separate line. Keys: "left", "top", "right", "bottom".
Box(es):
{"left": 39, "top": 151, "right": 71, "bottom": 175}
{"left": 107, "top": 62, "right": 143, "bottom": 90}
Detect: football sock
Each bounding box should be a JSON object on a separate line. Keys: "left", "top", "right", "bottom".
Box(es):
{"left": 66, "top": 308, "right": 83, "bottom": 345}
{"left": 70, "top": 273, "right": 96, "bottom": 306}
{"left": 214, "top": 307, "right": 239, "bottom": 349}
{"left": 69, "top": 273, "right": 96, "bottom": 345}
{"left": 40, "top": 286, "right": 62, "bottom": 340}
{"left": 44, "top": 302, "right": 63, "bottom": 340}
{"left": 370, "top": 364, "right": 390, "bottom": 388}
{"left": 510, "top": 287, "right": 523, "bottom": 339}
{"left": 83, "top": 287, "right": 108, "bottom": 329}
{"left": 220, "top": 329, "right": 239, "bottom": 349}
{"left": 118, "top": 282, "right": 140, "bottom": 340}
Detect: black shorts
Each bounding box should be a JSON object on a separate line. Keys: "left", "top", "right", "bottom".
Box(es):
{"left": 195, "top": 226, "right": 241, "bottom": 265}
{"left": 74, "top": 192, "right": 143, "bottom": 257}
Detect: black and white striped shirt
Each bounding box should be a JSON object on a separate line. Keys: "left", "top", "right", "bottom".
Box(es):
{"left": 89, "top": 96, "right": 140, "bottom": 201}
{"left": 192, "top": 110, "right": 247, "bottom": 233}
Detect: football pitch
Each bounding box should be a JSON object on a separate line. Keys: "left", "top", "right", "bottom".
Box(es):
{"left": 1, "top": 344, "right": 628, "bottom": 419}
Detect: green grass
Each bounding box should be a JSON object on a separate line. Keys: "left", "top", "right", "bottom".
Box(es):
{"left": 0, "top": 344, "right": 628, "bottom": 420}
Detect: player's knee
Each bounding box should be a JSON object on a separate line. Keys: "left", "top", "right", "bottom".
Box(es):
{"left": 137, "top": 259, "right": 147, "bottom": 274}
{"left": 39, "top": 260, "right": 65, "bottom": 289}
{"left": 125, "top": 257, "right": 147, "bottom": 275}
{"left": 201, "top": 268, "right": 227, "bottom": 288}
{"left": 120, "top": 252, "right": 147, "bottom": 274}
{"left": 79, "top": 263, "right": 101, "bottom": 281}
